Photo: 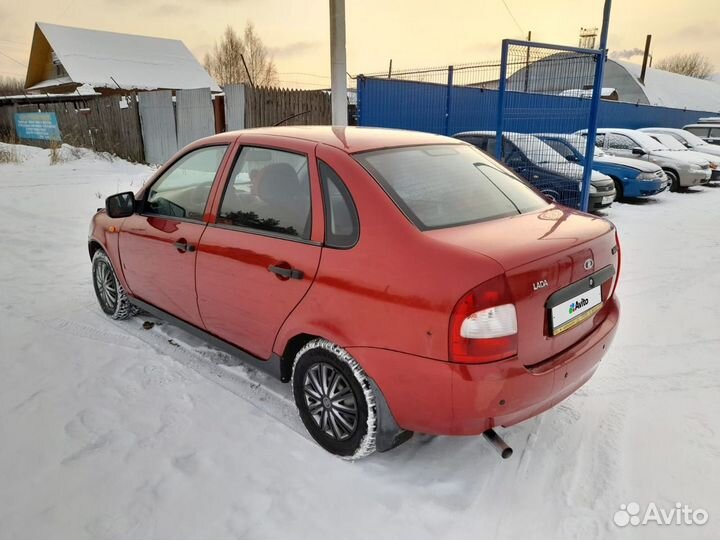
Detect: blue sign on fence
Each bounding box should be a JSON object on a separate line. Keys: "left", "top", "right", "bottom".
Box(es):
{"left": 14, "top": 112, "right": 61, "bottom": 141}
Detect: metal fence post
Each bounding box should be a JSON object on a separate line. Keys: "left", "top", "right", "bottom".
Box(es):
{"left": 495, "top": 40, "right": 509, "bottom": 160}
{"left": 444, "top": 65, "right": 454, "bottom": 135}
{"left": 356, "top": 76, "right": 364, "bottom": 126}
{"left": 580, "top": 0, "right": 612, "bottom": 212}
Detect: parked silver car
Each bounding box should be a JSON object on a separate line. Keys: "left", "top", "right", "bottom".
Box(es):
{"left": 639, "top": 127, "right": 720, "bottom": 162}
{"left": 577, "top": 128, "right": 711, "bottom": 192}
{"left": 642, "top": 131, "right": 720, "bottom": 181}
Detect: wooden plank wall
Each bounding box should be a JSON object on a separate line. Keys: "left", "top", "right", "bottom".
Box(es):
{"left": 244, "top": 86, "right": 332, "bottom": 128}
{"left": 0, "top": 94, "right": 144, "bottom": 162}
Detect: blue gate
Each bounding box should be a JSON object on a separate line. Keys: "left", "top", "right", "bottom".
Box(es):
{"left": 495, "top": 39, "right": 606, "bottom": 211}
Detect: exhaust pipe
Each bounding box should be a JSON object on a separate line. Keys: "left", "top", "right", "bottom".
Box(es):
{"left": 483, "top": 429, "right": 513, "bottom": 459}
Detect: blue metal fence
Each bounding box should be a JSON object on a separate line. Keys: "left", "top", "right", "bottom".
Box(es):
{"left": 357, "top": 76, "right": 715, "bottom": 135}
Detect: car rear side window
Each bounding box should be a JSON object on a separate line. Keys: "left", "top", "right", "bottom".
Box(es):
{"left": 686, "top": 127, "right": 709, "bottom": 137}
{"left": 217, "top": 147, "right": 312, "bottom": 240}
{"left": 318, "top": 161, "right": 359, "bottom": 248}
{"left": 145, "top": 145, "right": 228, "bottom": 221}
{"left": 355, "top": 144, "right": 548, "bottom": 230}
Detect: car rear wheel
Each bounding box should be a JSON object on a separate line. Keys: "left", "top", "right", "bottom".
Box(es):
{"left": 292, "top": 339, "right": 377, "bottom": 459}
{"left": 92, "top": 250, "right": 138, "bottom": 320}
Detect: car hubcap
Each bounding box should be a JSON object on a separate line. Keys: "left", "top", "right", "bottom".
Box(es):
{"left": 95, "top": 261, "right": 117, "bottom": 311}
{"left": 303, "top": 362, "right": 358, "bottom": 441}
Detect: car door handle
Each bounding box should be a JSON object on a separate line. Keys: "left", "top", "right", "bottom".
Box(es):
{"left": 174, "top": 239, "right": 196, "bottom": 253}
{"left": 268, "top": 264, "right": 304, "bottom": 280}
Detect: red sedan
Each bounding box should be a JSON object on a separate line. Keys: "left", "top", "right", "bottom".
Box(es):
{"left": 89, "top": 127, "right": 620, "bottom": 459}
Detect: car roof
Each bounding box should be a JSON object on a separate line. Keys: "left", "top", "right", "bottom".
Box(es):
{"left": 683, "top": 123, "right": 719, "bottom": 128}
{"left": 638, "top": 127, "right": 683, "bottom": 133}
{"left": 593, "top": 128, "right": 642, "bottom": 136}
{"left": 197, "top": 126, "right": 459, "bottom": 154}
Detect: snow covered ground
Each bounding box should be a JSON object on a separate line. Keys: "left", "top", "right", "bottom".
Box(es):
{"left": 1, "top": 144, "right": 718, "bottom": 540}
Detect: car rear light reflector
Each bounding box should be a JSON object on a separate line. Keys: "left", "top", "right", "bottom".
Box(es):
{"left": 460, "top": 304, "right": 517, "bottom": 339}
{"left": 450, "top": 275, "right": 518, "bottom": 364}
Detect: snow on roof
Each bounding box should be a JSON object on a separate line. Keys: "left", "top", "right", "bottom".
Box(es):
{"left": 559, "top": 88, "right": 617, "bottom": 98}
{"left": 616, "top": 61, "right": 720, "bottom": 112}
{"left": 33, "top": 22, "right": 220, "bottom": 92}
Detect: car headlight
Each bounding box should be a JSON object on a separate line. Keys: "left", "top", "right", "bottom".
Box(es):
{"left": 589, "top": 184, "right": 597, "bottom": 194}
{"left": 636, "top": 172, "right": 658, "bottom": 180}
{"left": 709, "top": 162, "right": 718, "bottom": 169}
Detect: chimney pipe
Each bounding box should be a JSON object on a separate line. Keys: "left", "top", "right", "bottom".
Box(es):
{"left": 640, "top": 34, "right": 652, "bottom": 85}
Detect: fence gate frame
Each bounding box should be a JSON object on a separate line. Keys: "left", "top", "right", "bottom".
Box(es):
{"left": 496, "top": 38, "right": 607, "bottom": 212}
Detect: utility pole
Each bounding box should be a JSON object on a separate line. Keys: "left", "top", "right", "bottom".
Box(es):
{"left": 329, "top": 0, "right": 348, "bottom": 126}
{"left": 524, "top": 30, "right": 532, "bottom": 92}
{"left": 639, "top": 34, "right": 652, "bottom": 85}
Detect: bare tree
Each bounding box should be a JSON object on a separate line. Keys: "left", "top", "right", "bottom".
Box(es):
{"left": 655, "top": 52, "right": 715, "bottom": 80}
{"left": 0, "top": 76, "right": 24, "bottom": 96}
{"left": 204, "top": 22, "right": 278, "bottom": 87}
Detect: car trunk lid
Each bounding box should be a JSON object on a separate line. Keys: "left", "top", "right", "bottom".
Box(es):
{"left": 427, "top": 205, "right": 619, "bottom": 366}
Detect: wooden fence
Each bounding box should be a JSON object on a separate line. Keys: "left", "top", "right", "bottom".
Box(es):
{"left": 243, "top": 86, "right": 332, "bottom": 128}
{"left": 0, "top": 84, "right": 334, "bottom": 164}
{"left": 0, "top": 94, "right": 144, "bottom": 163}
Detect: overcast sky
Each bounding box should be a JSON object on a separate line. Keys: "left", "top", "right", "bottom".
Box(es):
{"left": 1, "top": 0, "right": 719, "bottom": 87}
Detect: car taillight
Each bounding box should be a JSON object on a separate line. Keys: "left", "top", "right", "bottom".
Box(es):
{"left": 611, "top": 230, "right": 621, "bottom": 298}
{"left": 449, "top": 275, "right": 518, "bottom": 364}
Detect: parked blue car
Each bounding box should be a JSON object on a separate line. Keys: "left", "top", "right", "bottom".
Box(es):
{"left": 453, "top": 131, "right": 616, "bottom": 210}
{"left": 537, "top": 133, "right": 667, "bottom": 200}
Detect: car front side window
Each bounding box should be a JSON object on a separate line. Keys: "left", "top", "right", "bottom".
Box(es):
{"left": 218, "top": 146, "right": 312, "bottom": 240}
{"left": 145, "top": 145, "right": 228, "bottom": 221}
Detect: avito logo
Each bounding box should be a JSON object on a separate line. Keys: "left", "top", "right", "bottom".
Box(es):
{"left": 568, "top": 296, "right": 589, "bottom": 315}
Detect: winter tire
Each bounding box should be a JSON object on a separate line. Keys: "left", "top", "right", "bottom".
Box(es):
{"left": 92, "top": 250, "right": 138, "bottom": 320}
{"left": 292, "top": 338, "right": 377, "bottom": 459}
{"left": 665, "top": 169, "right": 680, "bottom": 192}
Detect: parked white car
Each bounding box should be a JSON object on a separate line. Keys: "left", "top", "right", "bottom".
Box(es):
{"left": 638, "top": 127, "right": 720, "bottom": 161}
{"left": 642, "top": 132, "right": 720, "bottom": 182}
{"left": 576, "top": 128, "right": 711, "bottom": 192}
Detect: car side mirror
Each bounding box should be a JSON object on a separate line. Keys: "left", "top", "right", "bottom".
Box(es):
{"left": 106, "top": 191, "right": 136, "bottom": 218}
{"left": 566, "top": 154, "right": 579, "bottom": 162}
{"left": 632, "top": 147, "right": 646, "bottom": 156}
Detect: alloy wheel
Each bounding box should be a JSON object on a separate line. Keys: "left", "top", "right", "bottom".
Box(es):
{"left": 303, "top": 362, "right": 358, "bottom": 441}
{"left": 94, "top": 260, "right": 118, "bottom": 312}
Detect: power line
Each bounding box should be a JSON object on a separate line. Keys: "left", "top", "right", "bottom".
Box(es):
{"left": 499, "top": 0, "right": 525, "bottom": 36}
{"left": 0, "top": 50, "right": 26, "bottom": 67}
{"left": 277, "top": 72, "right": 330, "bottom": 80}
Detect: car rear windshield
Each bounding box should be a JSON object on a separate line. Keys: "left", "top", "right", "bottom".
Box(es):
{"left": 355, "top": 144, "right": 548, "bottom": 230}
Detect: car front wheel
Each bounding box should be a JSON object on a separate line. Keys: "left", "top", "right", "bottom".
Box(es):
{"left": 665, "top": 169, "right": 680, "bottom": 192}
{"left": 92, "top": 250, "right": 138, "bottom": 320}
{"left": 292, "top": 339, "right": 377, "bottom": 459}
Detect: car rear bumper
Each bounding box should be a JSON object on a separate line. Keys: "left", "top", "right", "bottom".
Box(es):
{"left": 350, "top": 296, "right": 620, "bottom": 436}
{"left": 589, "top": 191, "right": 616, "bottom": 210}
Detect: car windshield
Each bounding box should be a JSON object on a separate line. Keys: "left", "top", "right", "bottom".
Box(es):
{"left": 677, "top": 130, "right": 710, "bottom": 147}
{"left": 626, "top": 131, "right": 667, "bottom": 151}
{"left": 562, "top": 135, "right": 605, "bottom": 158}
{"left": 509, "top": 135, "right": 567, "bottom": 164}
{"left": 355, "top": 144, "right": 548, "bottom": 230}
{"left": 651, "top": 133, "right": 688, "bottom": 151}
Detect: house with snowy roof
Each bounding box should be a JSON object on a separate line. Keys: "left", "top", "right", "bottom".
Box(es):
{"left": 24, "top": 22, "right": 220, "bottom": 95}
